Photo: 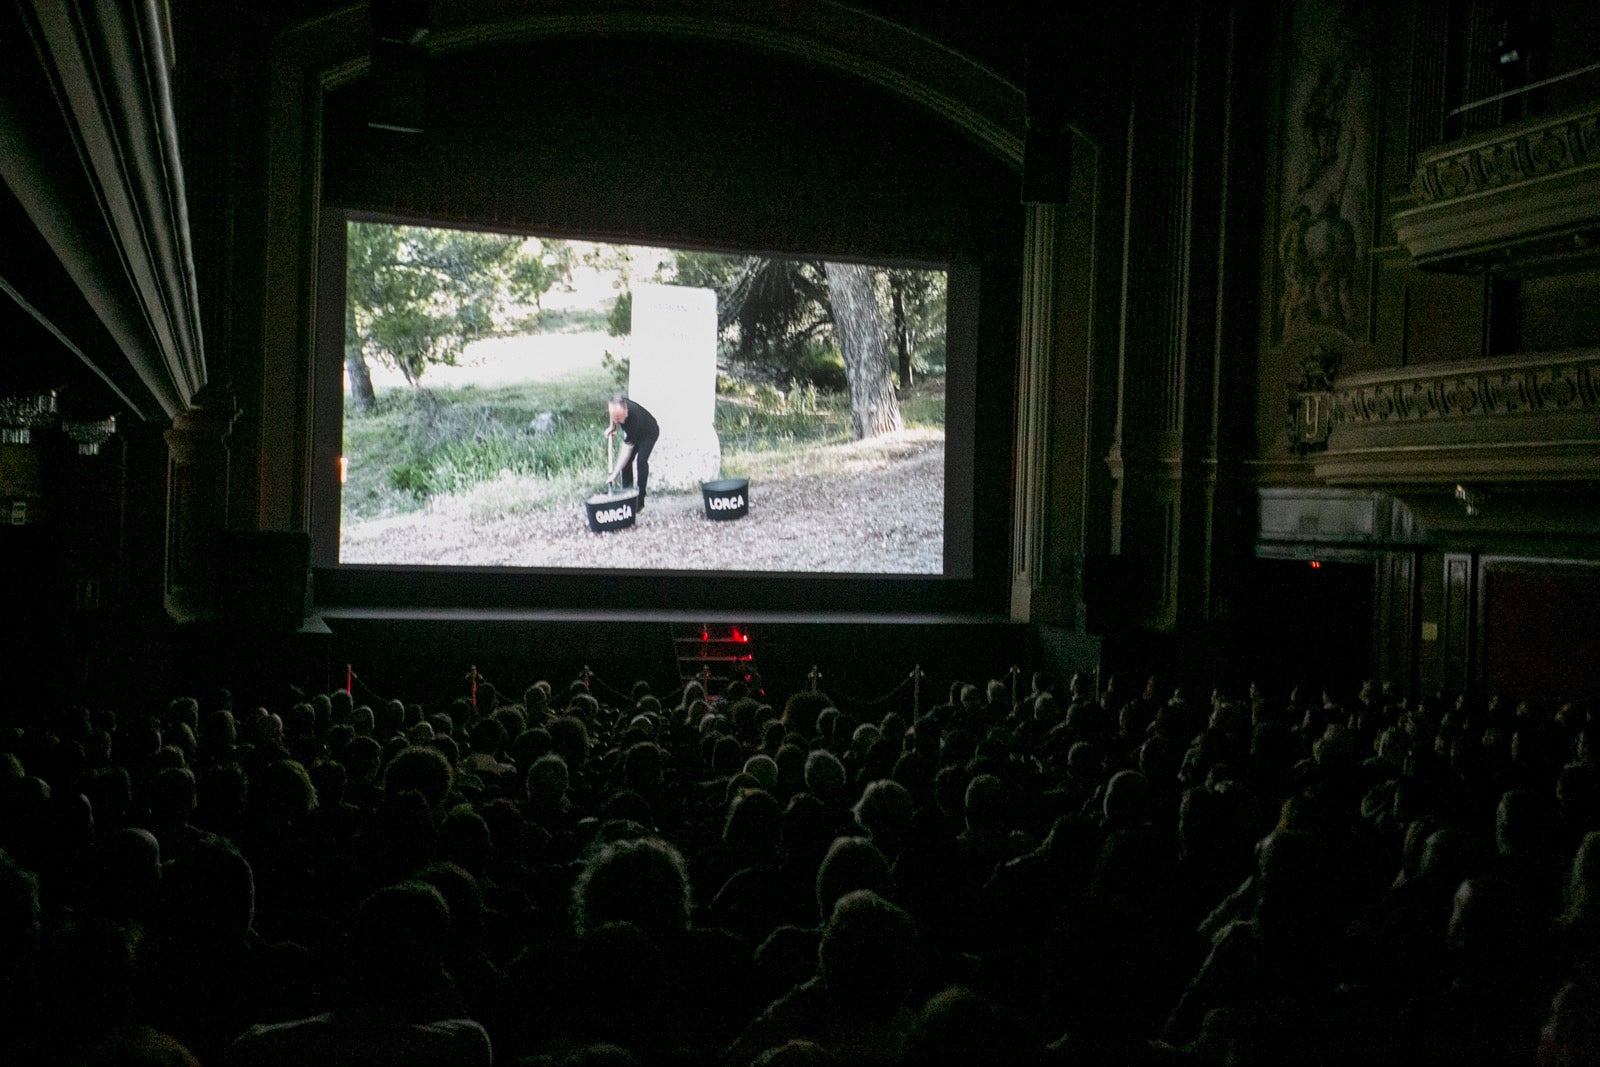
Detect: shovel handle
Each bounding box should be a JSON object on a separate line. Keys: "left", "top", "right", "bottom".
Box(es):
{"left": 606, "top": 432, "right": 614, "bottom": 480}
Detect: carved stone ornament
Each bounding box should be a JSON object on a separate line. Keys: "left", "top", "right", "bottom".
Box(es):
{"left": 1332, "top": 350, "right": 1600, "bottom": 426}
{"left": 1281, "top": 325, "right": 1356, "bottom": 453}
{"left": 1394, "top": 102, "right": 1600, "bottom": 273}
{"left": 1410, "top": 109, "right": 1599, "bottom": 205}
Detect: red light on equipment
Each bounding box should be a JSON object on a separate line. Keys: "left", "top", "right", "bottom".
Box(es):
{"left": 1309, "top": 560, "right": 1322, "bottom": 569}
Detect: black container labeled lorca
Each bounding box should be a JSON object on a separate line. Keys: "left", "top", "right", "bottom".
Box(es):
{"left": 701, "top": 478, "right": 749, "bottom": 521}
{"left": 586, "top": 487, "right": 639, "bottom": 533}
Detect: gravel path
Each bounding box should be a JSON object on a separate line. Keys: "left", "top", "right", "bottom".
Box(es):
{"left": 341, "top": 431, "right": 945, "bottom": 574}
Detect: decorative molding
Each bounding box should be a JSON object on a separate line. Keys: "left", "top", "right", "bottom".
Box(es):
{"left": 1393, "top": 102, "right": 1600, "bottom": 273}
{"left": 309, "top": 4, "right": 1031, "bottom": 164}
{"left": 1410, "top": 107, "right": 1600, "bottom": 204}
{"left": 4, "top": 0, "right": 208, "bottom": 419}
{"left": 1332, "top": 350, "right": 1600, "bottom": 426}
{"left": 1278, "top": 323, "right": 1359, "bottom": 453}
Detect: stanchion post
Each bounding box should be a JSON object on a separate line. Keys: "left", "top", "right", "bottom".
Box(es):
{"left": 808, "top": 666, "right": 821, "bottom": 692}
{"left": 470, "top": 665, "right": 478, "bottom": 707}
{"left": 346, "top": 664, "right": 353, "bottom": 696}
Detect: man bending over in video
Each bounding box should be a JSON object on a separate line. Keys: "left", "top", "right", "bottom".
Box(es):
{"left": 606, "top": 393, "right": 660, "bottom": 510}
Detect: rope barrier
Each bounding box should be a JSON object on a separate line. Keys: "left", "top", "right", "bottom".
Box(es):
{"left": 823, "top": 667, "right": 918, "bottom": 711}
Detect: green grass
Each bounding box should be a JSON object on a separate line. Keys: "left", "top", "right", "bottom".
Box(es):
{"left": 342, "top": 368, "right": 617, "bottom": 522}
{"left": 341, "top": 367, "right": 946, "bottom": 525}
{"left": 526, "top": 305, "right": 611, "bottom": 334}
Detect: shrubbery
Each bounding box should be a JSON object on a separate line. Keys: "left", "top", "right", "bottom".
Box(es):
{"left": 342, "top": 371, "right": 945, "bottom": 526}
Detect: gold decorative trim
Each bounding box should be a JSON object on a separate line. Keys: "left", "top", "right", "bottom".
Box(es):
{"left": 1411, "top": 106, "right": 1600, "bottom": 205}
{"left": 1332, "top": 351, "right": 1600, "bottom": 426}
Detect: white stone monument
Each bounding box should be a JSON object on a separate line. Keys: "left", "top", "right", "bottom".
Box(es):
{"left": 627, "top": 283, "right": 721, "bottom": 489}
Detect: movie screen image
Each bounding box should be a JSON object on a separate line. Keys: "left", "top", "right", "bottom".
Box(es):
{"left": 338, "top": 222, "right": 948, "bottom": 574}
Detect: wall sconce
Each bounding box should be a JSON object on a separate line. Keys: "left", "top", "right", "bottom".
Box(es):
{"left": 1454, "top": 483, "right": 1483, "bottom": 517}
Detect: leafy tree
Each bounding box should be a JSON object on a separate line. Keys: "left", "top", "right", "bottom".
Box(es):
{"left": 671, "top": 250, "right": 919, "bottom": 438}
{"left": 344, "top": 222, "right": 570, "bottom": 411}
{"left": 883, "top": 269, "right": 946, "bottom": 387}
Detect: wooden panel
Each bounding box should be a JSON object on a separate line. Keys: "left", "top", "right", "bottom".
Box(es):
{"left": 1373, "top": 550, "right": 1417, "bottom": 694}
{"left": 1367, "top": 252, "right": 1410, "bottom": 372}
{"left": 1440, "top": 552, "right": 1475, "bottom": 696}
{"left": 1520, "top": 272, "right": 1600, "bottom": 353}
{"left": 1403, "top": 272, "right": 1485, "bottom": 365}
{"left": 1480, "top": 562, "right": 1600, "bottom": 704}
{"left": 1418, "top": 550, "right": 1444, "bottom": 694}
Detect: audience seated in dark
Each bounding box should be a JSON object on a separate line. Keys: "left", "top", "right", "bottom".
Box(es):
{"left": 2, "top": 661, "right": 1598, "bottom": 1066}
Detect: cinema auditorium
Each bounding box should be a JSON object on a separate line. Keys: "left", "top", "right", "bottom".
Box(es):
{"left": 2, "top": 1, "right": 1599, "bottom": 1063}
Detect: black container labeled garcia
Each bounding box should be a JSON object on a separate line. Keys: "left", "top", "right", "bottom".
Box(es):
{"left": 586, "top": 487, "right": 638, "bottom": 532}
{"left": 587, "top": 432, "right": 639, "bottom": 533}
{"left": 701, "top": 478, "right": 749, "bottom": 521}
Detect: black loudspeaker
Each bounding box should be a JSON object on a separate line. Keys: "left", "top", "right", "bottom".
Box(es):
{"left": 221, "top": 531, "right": 311, "bottom": 628}
{"left": 1081, "top": 554, "right": 1144, "bottom": 634}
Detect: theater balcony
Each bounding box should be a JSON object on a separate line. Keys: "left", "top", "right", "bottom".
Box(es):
{"left": 1315, "top": 348, "right": 1600, "bottom": 486}
{"left": 1390, "top": 100, "right": 1600, "bottom": 275}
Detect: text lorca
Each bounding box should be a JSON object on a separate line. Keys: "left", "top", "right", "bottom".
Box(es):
{"left": 596, "top": 504, "right": 633, "bottom": 523}
{"left": 708, "top": 494, "right": 746, "bottom": 510}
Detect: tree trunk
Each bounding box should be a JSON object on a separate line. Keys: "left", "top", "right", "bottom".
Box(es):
{"left": 824, "top": 262, "right": 902, "bottom": 439}
{"left": 345, "top": 305, "right": 376, "bottom": 413}
{"left": 891, "top": 278, "right": 912, "bottom": 388}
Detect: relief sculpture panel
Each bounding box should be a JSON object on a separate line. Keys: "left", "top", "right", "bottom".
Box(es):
{"left": 1273, "top": 0, "right": 1375, "bottom": 453}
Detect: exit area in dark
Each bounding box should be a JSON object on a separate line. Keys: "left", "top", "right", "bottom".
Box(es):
{"left": 1241, "top": 557, "right": 1376, "bottom": 701}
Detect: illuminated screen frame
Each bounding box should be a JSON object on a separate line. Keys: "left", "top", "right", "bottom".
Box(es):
{"left": 308, "top": 211, "right": 978, "bottom": 593}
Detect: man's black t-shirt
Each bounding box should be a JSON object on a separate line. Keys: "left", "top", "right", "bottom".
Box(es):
{"left": 619, "top": 398, "right": 660, "bottom": 444}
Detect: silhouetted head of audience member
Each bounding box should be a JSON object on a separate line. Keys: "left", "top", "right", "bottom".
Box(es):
{"left": 805, "top": 750, "right": 848, "bottom": 808}
{"left": 908, "top": 986, "right": 1019, "bottom": 1066}
{"left": 1496, "top": 787, "right": 1556, "bottom": 859}
{"left": 573, "top": 837, "right": 691, "bottom": 939}
{"left": 743, "top": 754, "right": 780, "bottom": 793}
{"left": 1562, "top": 830, "right": 1600, "bottom": 929}
{"left": 346, "top": 881, "right": 453, "bottom": 1014}
{"left": 0, "top": 849, "right": 41, "bottom": 979}
{"left": 819, "top": 890, "right": 918, "bottom": 1023}
{"left": 441, "top": 805, "right": 492, "bottom": 875}
{"left": 816, "top": 836, "right": 892, "bottom": 923}
{"left": 598, "top": 789, "right": 653, "bottom": 830}
{"left": 725, "top": 787, "right": 783, "bottom": 863}
{"left": 251, "top": 759, "right": 318, "bottom": 826}
{"left": 623, "top": 742, "right": 664, "bottom": 795}
{"left": 418, "top": 860, "right": 488, "bottom": 950}
{"left": 86, "top": 1025, "right": 200, "bottom": 1067}
{"left": 162, "top": 836, "right": 254, "bottom": 947}
{"left": 749, "top": 1039, "right": 837, "bottom": 1066}
{"left": 549, "top": 715, "right": 591, "bottom": 771}
{"left": 783, "top": 691, "right": 835, "bottom": 741}
{"left": 384, "top": 746, "right": 453, "bottom": 810}
{"left": 854, "top": 779, "right": 916, "bottom": 858}
{"left": 526, "top": 752, "right": 570, "bottom": 811}
{"left": 963, "top": 774, "right": 1010, "bottom": 838}
{"left": 1102, "top": 769, "right": 1149, "bottom": 826}
{"left": 149, "top": 766, "right": 198, "bottom": 824}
